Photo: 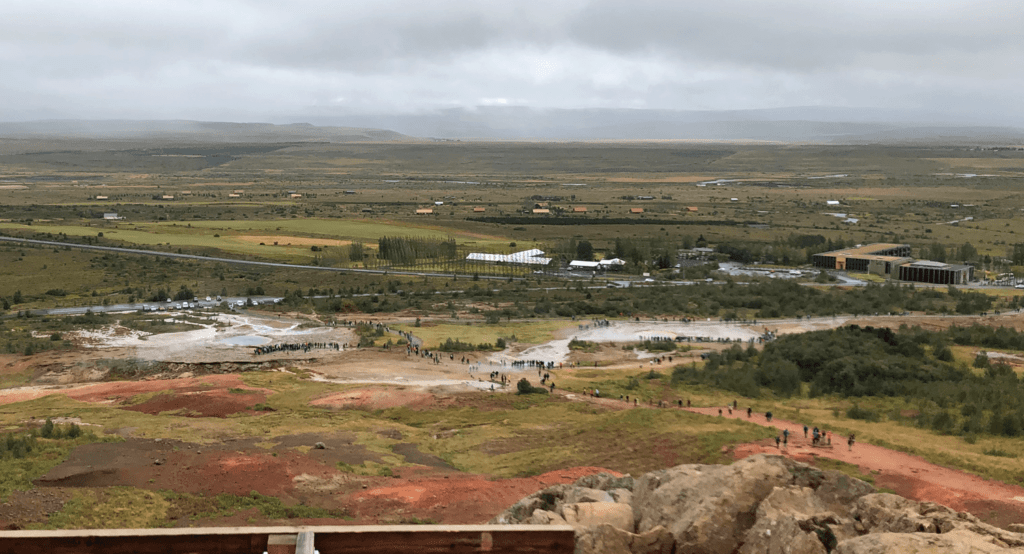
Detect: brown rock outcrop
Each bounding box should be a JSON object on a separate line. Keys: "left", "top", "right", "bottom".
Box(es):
{"left": 494, "top": 454, "right": 1024, "bottom": 554}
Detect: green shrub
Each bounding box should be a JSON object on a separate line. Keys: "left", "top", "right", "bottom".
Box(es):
{"left": 846, "top": 405, "right": 880, "bottom": 422}
{"left": 982, "top": 447, "right": 1016, "bottom": 458}
{"left": 516, "top": 378, "right": 548, "bottom": 395}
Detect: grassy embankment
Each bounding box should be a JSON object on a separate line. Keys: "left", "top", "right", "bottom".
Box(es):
{"left": 395, "top": 321, "right": 570, "bottom": 350}
{"left": 0, "top": 218, "right": 512, "bottom": 264}
{"left": 552, "top": 347, "right": 1024, "bottom": 487}
{"left": 0, "top": 369, "right": 773, "bottom": 528}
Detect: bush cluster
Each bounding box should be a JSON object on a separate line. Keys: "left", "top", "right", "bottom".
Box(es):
{"left": 679, "top": 324, "right": 1024, "bottom": 439}
{"left": 516, "top": 378, "right": 548, "bottom": 395}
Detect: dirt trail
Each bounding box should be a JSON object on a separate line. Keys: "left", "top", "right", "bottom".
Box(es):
{"left": 546, "top": 389, "right": 1024, "bottom": 526}
{"left": 685, "top": 405, "right": 1024, "bottom": 527}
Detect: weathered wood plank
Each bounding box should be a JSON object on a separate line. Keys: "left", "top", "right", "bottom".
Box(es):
{"left": 295, "top": 531, "right": 315, "bottom": 554}
{"left": 312, "top": 528, "right": 575, "bottom": 554}
{"left": 0, "top": 525, "right": 576, "bottom": 554}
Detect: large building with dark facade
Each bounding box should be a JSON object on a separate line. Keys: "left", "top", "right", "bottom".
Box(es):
{"left": 896, "top": 260, "right": 974, "bottom": 285}
{"left": 812, "top": 243, "right": 973, "bottom": 285}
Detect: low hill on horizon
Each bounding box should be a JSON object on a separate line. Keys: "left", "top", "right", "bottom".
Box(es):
{"left": 4, "top": 109, "right": 1024, "bottom": 145}
{"left": 0, "top": 119, "right": 410, "bottom": 144}
{"left": 309, "top": 106, "right": 1024, "bottom": 145}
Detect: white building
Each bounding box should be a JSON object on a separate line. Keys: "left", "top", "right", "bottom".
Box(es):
{"left": 569, "top": 261, "right": 600, "bottom": 271}
{"left": 466, "top": 248, "right": 552, "bottom": 266}
{"left": 569, "top": 258, "right": 625, "bottom": 271}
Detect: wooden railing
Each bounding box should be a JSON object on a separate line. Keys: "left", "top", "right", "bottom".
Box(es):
{"left": 0, "top": 524, "right": 576, "bottom": 554}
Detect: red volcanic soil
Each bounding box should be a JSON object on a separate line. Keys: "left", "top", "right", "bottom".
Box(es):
{"left": 27, "top": 434, "right": 617, "bottom": 526}
{"left": 121, "top": 388, "right": 267, "bottom": 417}
{"left": 690, "top": 406, "right": 1024, "bottom": 529}
{"left": 347, "top": 465, "right": 621, "bottom": 524}
{"left": 65, "top": 375, "right": 269, "bottom": 404}
{"left": 0, "top": 375, "right": 272, "bottom": 417}
{"left": 310, "top": 387, "right": 437, "bottom": 410}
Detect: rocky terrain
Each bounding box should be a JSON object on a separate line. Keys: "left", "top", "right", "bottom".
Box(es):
{"left": 493, "top": 453, "right": 1024, "bottom": 554}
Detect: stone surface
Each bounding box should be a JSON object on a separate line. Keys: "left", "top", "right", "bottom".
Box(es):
{"left": 528, "top": 509, "right": 567, "bottom": 525}
{"left": 628, "top": 526, "right": 674, "bottom": 554}
{"left": 575, "top": 473, "right": 635, "bottom": 492}
{"left": 561, "top": 502, "right": 634, "bottom": 532}
{"left": 835, "top": 529, "right": 1024, "bottom": 554}
{"left": 574, "top": 524, "right": 673, "bottom": 554}
{"left": 575, "top": 524, "right": 633, "bottom": 554}
{"left": 853, "top": 493, "right": 1024, "bottom": 548}
{"left": 632, "top": 455, "right": 806, "bottom": 554}
{"left": 490, "top": 484, "right": 611, "bottom": 524}
{"left": 493, "top": 453, "right": 1024, "bottom": 554}
{"left": 569, "top": 488, "right": 615, "bottom": 504}
{"left": 609, "top": 488, "right": 632, "bottom": 506}
{"left": 791, "top": 465, "right": 876, "bottom": 518}
{"left": 735, "top": 486, "right": 838, "bottom": 554}
{"left": 738, "top": 514, "right": 829, "bottom": 554}
{"left": 756, "top": 486, "right": 829, "bottom": 521}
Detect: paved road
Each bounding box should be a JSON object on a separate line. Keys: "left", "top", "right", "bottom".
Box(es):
{"left": 0, "top": 235, "right": 523, "bottom": 282}
{"left": 27, "top": 297, "right": 283, "bottom": 316}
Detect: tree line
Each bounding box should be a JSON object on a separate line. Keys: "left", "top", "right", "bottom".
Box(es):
{"left": 377, "top": 236, "right": 457, "bottom": 265}
{"left": 675, "top": 324, "right": 1024, "bottom": 439}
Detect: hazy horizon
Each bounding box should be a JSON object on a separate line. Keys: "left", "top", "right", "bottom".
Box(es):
{"left": 3, "top": 1, "right": 1023, "bottom": 128}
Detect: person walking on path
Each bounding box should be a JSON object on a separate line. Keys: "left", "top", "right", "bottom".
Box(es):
{"left": 803, "top": 425, "right": 808, "bottom": 438}
{"left": 775, "top": 436, "right": 781, "bottom": 449}
{"left": 747, "top": 407, "right": 752, "bottom": 418}
{"left": 848, "top": 434, "right": 855, "bottom": 451}
{"left": 766, "top": 411, "right": 773, "bottom": 422}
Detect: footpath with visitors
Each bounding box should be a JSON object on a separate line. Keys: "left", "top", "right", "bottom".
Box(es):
{"left": 551, "top": 388, "right": 1024, "bottom": 528}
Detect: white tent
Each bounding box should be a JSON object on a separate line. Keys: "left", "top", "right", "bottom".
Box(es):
{"left": 466, "top": 249, "right": 551, "bottom": 265}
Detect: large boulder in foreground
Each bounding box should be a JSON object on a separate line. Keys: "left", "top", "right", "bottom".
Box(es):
{"left": 493, "top": 454, "right": 1024, "bottom": 554}
{"left": 835, "top": 528, "right": 1024, "bottom": 554}
{"left": 562, "top": 502, "right": 635, "bottom": 533}
{"left": 575, "top": 524, "right": 674, "bottom": 554}
{"left": 633, "top": 454, "right": 871, "bottom": 554}
{"left": 490, "top": 473, "right": 634, "bottom": 525}
{"left": 852, "top": 493, "right": 1024, "bottom": 549}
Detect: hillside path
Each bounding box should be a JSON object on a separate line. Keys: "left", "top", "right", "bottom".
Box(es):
{"left": 558, "top": 390, "right": 1024, "bottom": 527}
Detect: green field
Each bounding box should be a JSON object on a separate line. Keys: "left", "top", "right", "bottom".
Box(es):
{"left": 396, "top": 320, "right": 572, "bottom": 349}
{"left": 176, "top": 219, "right": 509, "bottom": 247}
{"left": 0, "top": 219, "right": 512, "bottom": 263}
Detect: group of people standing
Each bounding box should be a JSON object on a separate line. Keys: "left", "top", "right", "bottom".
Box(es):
{"left": 252, "top": 341, "right": 340, "bottom": 355}
{"left": 773, "top": 423, "right": 855, "bottom": 451}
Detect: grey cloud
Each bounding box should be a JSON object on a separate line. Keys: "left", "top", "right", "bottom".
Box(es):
{"left": 0, "top": 0, "right": 1022, "bottom": 123}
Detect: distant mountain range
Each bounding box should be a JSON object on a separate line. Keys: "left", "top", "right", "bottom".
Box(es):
{"left": 307, "top": 106, "right": 1024, "bottom": 144}
{"left": 3, "top": 107, "right": 1024, "bottom": 144}
{"left": 0, "top": 120, "right": 408, "bottom": 143}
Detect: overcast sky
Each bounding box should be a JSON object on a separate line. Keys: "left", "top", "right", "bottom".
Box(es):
{"left": 2, "top": 0, "right": 1022, "bottom": 124}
